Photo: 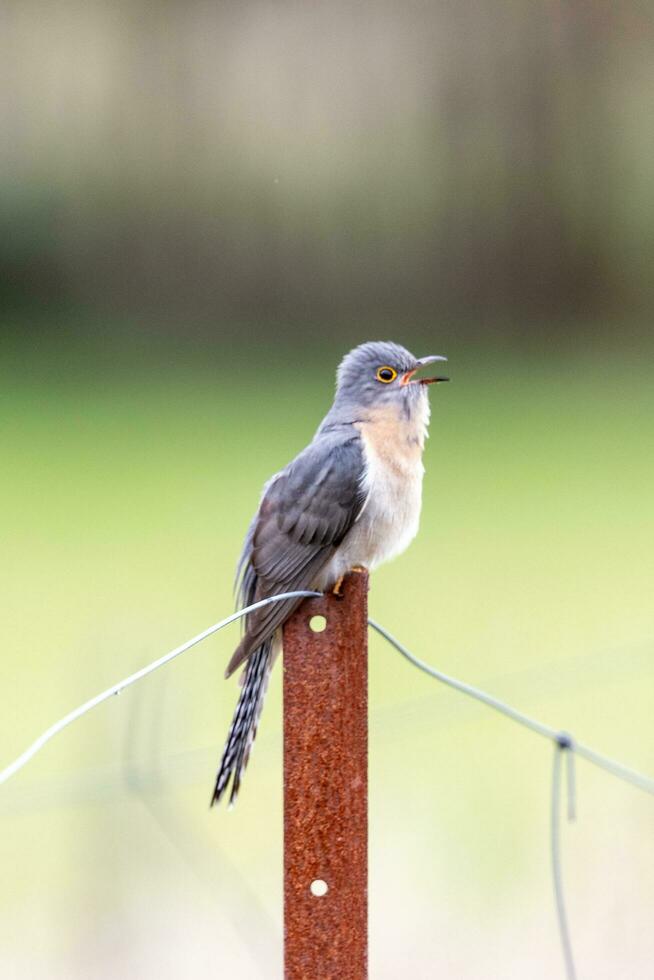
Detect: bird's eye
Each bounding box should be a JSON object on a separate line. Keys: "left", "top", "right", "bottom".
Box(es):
{"left": 375, "top": 366, "right": 397, "bottom": 384}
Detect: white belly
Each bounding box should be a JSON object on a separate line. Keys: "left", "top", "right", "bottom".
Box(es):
{"left": 316, "top": 430, "right": 425, "bottom": 588}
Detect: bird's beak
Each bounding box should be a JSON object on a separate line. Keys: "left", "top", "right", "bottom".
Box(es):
{"left": 400, "top": 355, "right": 449, "bottom": 386}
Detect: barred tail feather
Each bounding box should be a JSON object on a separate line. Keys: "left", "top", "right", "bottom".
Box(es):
{"left": 211, "top": 639, "right": 273, "bottom": 807}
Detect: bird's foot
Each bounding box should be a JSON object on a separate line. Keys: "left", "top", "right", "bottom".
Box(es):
{"left": 332, "top": 566, "right": 368, "bottom": 597}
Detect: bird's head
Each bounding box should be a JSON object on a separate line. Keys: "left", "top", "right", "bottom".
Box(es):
{"left": 334, "top": 341, "right": 448, "bottom": 413}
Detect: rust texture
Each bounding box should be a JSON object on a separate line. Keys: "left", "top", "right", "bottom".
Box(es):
{"left": 283, "top": 570, "right": 369, "bottom": 980}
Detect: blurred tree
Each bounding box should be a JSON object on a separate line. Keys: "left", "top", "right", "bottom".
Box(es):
{"left": 1, "top": 0, "right": 652, "bottom": 342}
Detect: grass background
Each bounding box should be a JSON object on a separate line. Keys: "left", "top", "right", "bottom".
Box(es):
{"left": 1, "top": 330, "right": 653, "bottom": 977}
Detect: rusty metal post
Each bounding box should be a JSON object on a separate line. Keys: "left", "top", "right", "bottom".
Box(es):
{"left": 283, "top": 570, "right": 369, "bottom": 980}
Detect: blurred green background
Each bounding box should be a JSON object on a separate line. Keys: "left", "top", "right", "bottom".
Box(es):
{"left": 1, "top": 1, "right": 654, "bottom": 978}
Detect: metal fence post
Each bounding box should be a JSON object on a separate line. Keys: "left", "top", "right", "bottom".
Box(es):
{"left": 283, "top": 570, "right": 369, "bottom": 980}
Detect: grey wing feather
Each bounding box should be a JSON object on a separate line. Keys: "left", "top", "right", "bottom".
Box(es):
{"left": 226, "top": 430, "right": 366, "bottom": 677}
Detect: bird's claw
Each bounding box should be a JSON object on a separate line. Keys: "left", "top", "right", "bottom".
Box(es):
{"left": 332, "top": 566, "right": 367, "bottom": 598}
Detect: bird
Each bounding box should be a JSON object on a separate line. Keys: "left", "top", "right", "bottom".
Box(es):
{"left": 211, "top": 340, "right": 448, "bottom": 806}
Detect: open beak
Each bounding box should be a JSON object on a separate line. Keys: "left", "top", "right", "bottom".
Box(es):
{"left": 400, "top": 354, "right": 449, "bottom": 386}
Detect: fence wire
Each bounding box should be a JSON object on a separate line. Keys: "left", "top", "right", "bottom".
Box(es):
{"left": 2, "top": 592, "right": 654, "bottom": 980}
{"left": 551, "top": 744, "right": 577, "bottom": 980}
{"left": 368, "top": 617, "right": 654, "bottom": 980}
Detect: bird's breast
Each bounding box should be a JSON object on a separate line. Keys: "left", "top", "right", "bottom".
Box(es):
{"left": 356, "top": 433, "right": 424, "bottom": 567}
{"left": 317, "top": 402, "right": 429, "bottom": 587}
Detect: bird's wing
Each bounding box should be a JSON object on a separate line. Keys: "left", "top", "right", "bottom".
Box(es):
{"left": 225, "top": 430, "right": 366, "bottom": 676}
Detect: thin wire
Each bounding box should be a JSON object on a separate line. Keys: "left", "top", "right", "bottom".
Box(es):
{"left": 551, "top": 744, "right": 577, "bottom": 980}
{"left": 2, "top": 597, "right": 653, "bottom": 980}
{"left": 573, "top": 741, "right": 654, "bottom": 796}
{"left": 3, "top": 603, "right": 654, "bottom": 805}
{"left": 369, "top": 619, "right": 563, "bottom": 739}
{"left": 368, "top": 618, "right": 654, "bottom": 798}
{"left": 0, "top": 590, "right": 320, "bottom": 787}
{"left": 369, "top": 620, "right": 654, "bottom": 980}
{"left": 565, "top": 744, "right": 577, "bottom": 823}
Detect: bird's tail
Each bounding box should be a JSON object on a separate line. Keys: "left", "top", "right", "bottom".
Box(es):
{"left": 211, "top": 638, "right": 273, "bottom": 807}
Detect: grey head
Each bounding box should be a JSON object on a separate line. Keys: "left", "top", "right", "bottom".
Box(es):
{"left": 325, "top": 340, "right": 448, "bottom": 422}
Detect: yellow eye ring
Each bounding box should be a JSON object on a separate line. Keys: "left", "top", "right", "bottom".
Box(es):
{"left": 375, "top": 365, "right": 397, "bottom": 384}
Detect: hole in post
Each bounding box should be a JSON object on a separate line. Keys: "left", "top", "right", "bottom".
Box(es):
{"left": 310, "top": 879, "right": 328, "bottom": 897}
{"left": 309, "top": 615, "right": 327, "bottom": 633}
